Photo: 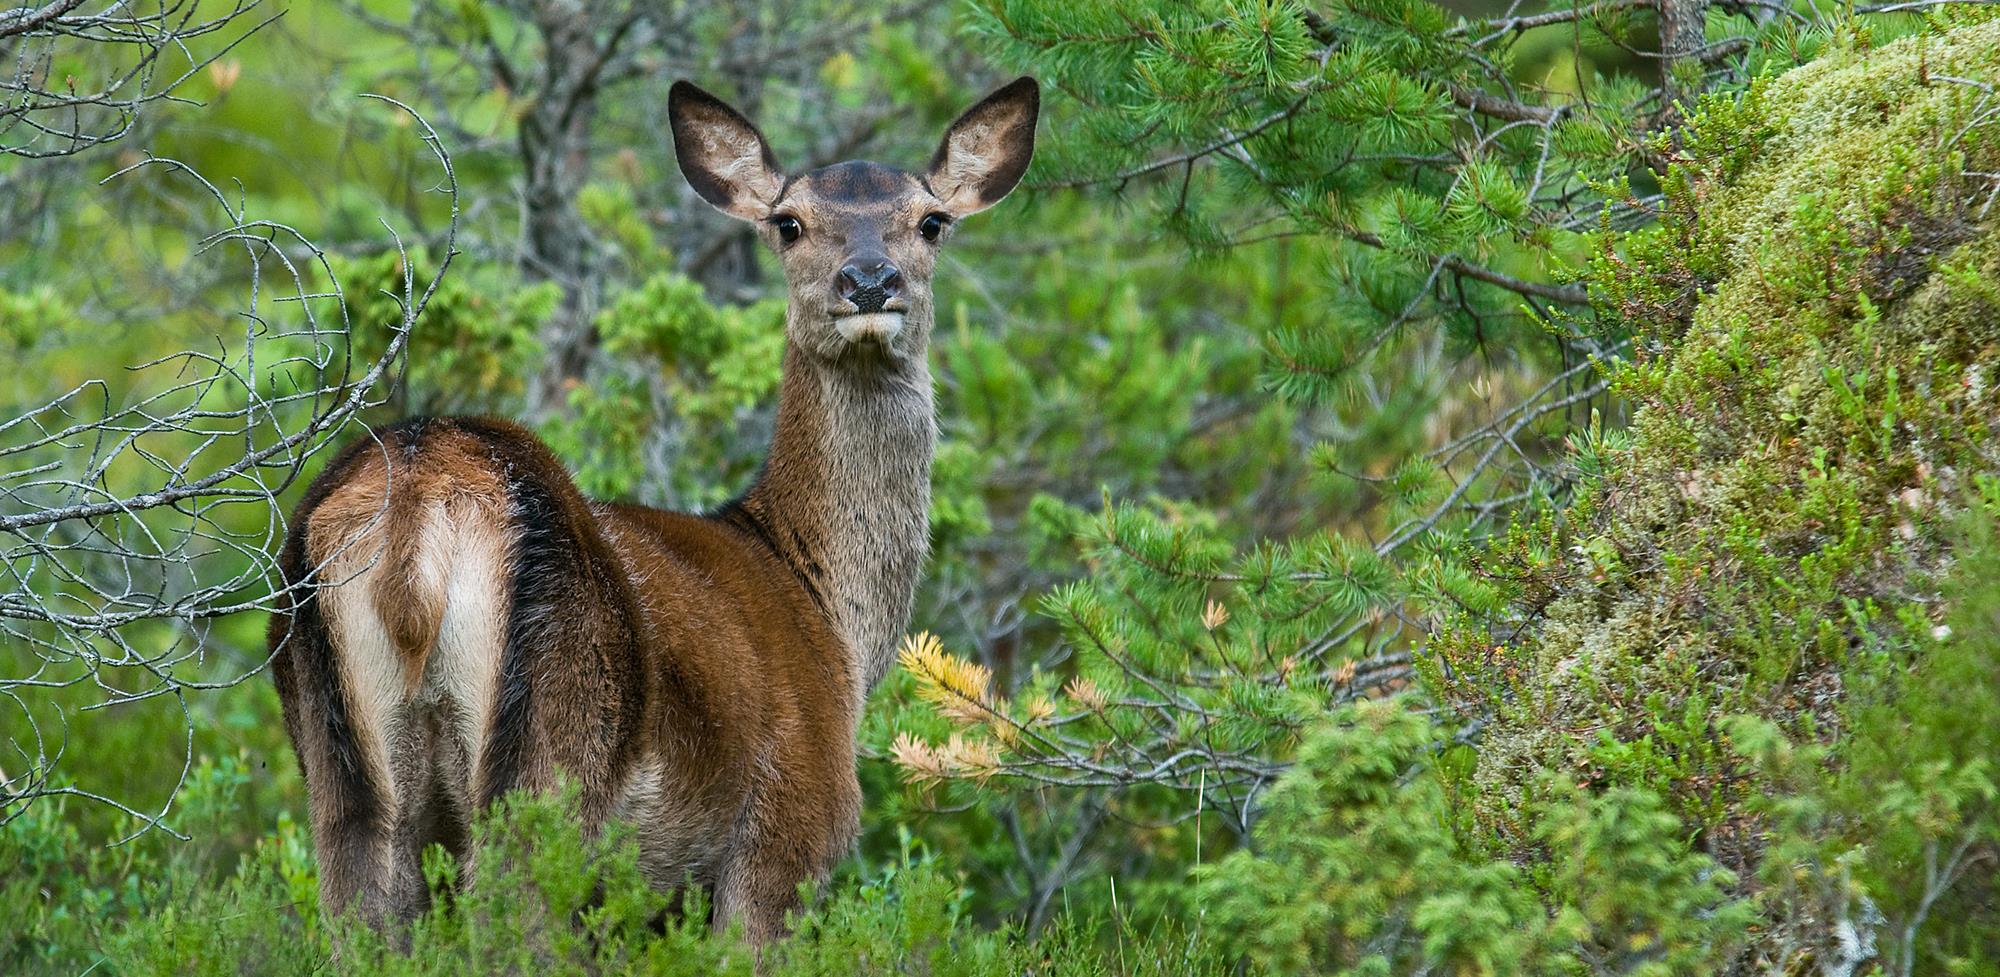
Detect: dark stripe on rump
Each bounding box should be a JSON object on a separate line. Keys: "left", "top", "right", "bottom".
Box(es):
{"left": 478, "top": 466, "right": 566, "bottom": 807}
{"left": 713, "top": 496, "right": 777, "bottom": 552}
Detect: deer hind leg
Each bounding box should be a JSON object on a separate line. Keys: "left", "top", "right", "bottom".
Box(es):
{"left": 713, "top": 825, "right": 842, "bottom": 946}
{"left": 469, "top": 466, "right": 641, "bottom": 834}
{"left": 713, "top": 771, "right": 862, "bottom": 945}
{"left": 302, "top": 512, "right": 419, "bottom": 927}
{"left": 272, "top": 583, "right": 399, "bottom": 929}
{"left": 407, "top": 492, "right": 511, "bottom": 871}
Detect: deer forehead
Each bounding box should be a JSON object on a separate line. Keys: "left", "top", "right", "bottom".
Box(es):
{"left": 778, "top": 162, "right": 937, "bottom": 228}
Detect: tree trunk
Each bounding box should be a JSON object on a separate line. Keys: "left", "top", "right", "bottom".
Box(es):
{"left": 520, "top": 3, "right": 611, "bottom": 418}
{"left": 1658, "top": 0, "right": 1708, "bottom": 127}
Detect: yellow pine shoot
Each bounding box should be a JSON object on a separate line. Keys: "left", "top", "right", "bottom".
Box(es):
{"left": 946, "top": 734, "right": 1002, "bottom": 783}
{"left": 1201, "top": 599, "right": 1229, "bottom": 631}
{"left": 890, "top": 732, "right": 947, "bottom": 786}
{"left": 897, "top": 631, "right": 994, "bottom": 726}
{"left": 889, "top": 731, "right": 1001, "bottom": 786}
{"left": 1065, "top": 675, "right": 1108, "bottom": 713}
{"left": 1021, "top": 693, "right": 1056, "bottom": 725}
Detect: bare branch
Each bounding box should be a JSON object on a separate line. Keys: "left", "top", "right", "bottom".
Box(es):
{"left": 0, "top": 0, "right": 275, "bottom": 158}
{"left": 0, "top": 97, "right": 460, "bottom": 836}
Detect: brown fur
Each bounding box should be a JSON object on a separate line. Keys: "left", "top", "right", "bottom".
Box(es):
{"left": 268, "top": 79, "right": 1038, "bottom": 943}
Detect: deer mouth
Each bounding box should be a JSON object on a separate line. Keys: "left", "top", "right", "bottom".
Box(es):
{"left": 833, "top": 311, "right": 905, "bottom": 345}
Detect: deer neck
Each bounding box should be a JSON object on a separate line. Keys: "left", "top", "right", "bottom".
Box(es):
{"left": 732, "top": 329, "right": 935, "bottom": 705}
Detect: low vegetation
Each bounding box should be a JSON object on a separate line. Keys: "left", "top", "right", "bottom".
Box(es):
{"left": 6, "top": 2, "right": 1999, "bottom": 975}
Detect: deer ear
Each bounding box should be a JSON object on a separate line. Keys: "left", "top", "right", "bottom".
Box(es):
{"left": 670, "top": 81, "right": 786, "bottom": 221}
{"left": 926, "top": 77, "right": 1039, "bottom": 218}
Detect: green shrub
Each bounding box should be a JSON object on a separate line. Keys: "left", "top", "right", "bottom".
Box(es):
{"left": 1197, "top": 698, "right": 1749, "bottom": 976}
{"left": 1426, "top": 14, "right": 2000, "bottom": 972}
{"left": 72, "top": 786, "right": 1218, "bottom": 977}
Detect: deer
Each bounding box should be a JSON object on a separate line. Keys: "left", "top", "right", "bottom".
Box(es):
{"left": 266, "top": 77, "right": 1038, "bottom": 944}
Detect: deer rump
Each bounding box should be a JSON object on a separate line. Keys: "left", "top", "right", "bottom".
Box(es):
{"left": 268, "top": 415, "right": 861, "bottom": 932}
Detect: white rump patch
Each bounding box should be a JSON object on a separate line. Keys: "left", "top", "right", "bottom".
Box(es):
{"left": 318, "top": 496, "right": 511, "bottom": 810}
{"left": 419, "top": 501, "right": 510, "bottom": 800}
{"left": 319, "top": 545, "right": 411, "bottom": 810}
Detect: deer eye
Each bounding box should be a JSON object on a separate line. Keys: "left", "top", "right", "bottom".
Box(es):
{"left": 919, "top": 212, "right": 949, "bottom": 242}
{"left": 772, "top": 215, "right": 802, "bottom": 244}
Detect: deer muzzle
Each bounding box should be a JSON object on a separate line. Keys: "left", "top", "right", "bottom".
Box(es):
{"left": 834, "top": 312, "right": 905, "bottom": 345}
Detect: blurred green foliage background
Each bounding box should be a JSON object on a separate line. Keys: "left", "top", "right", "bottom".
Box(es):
{"left": 4, "top": 0, "right": 2000, "bottom": 974}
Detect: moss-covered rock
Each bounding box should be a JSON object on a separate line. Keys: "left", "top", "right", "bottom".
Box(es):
{"left": 1427, "top": 14, "right": 2000, "bottom": 972}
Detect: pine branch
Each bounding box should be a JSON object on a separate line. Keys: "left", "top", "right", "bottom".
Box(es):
{"left": 1028, "top": 95, "right": 1312, "bottom": 191}
{"left": 1344, "top": 229, "right": 1588, "bottom": 304}
{"left": 1449, "top": 85, "right": 1565, "bottom": 125}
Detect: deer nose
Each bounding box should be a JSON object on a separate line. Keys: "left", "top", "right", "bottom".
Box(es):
{"left": 837, "top": 256, "right": 902, "bottom": 313}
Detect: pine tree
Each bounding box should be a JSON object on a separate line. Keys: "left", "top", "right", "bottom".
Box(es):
{"left": 885, "top": 1, "right": 2000, "bottom": 968}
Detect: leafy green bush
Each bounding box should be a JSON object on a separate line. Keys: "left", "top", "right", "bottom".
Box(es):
{"left": 1197, "top": 698, "right": 1750, "bottom": 976}
{"left": 1733, "top": 481, "right": 2000, "bottom": 975}
{"left": 336, "top": 248, "right": 561, "bottom": 417}
{"left": 1422, "top": 13, "right": 2000, "bottom": 972}
{"left": 2, "top": 749, "right": 302, "bottom": 976}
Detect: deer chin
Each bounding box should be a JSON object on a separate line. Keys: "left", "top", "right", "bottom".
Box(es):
{"left": 833, "top": 312, "right": 904, "bottom": 345}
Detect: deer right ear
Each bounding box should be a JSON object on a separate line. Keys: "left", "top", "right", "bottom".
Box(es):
{"left": 927, "top": 77, "right": 1039, "bottom": 218}
{"left": 669, "top": 81, "right": 786, "bottom": 221}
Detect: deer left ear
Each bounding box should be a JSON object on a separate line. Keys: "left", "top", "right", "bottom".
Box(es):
{"left": 926, "top": 77, "right": 1039, "bottom": 218}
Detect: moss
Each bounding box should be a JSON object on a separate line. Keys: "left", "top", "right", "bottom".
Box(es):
{"left": 1428, "top": 13, "right": 2000, "bottom": 969}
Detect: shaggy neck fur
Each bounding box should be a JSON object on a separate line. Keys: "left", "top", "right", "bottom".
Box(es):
{"left": 732, "top": 320, "right": 935, "bottom": 705}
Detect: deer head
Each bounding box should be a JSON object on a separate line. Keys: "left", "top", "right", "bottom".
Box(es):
{"left": 668, "top": 77, "right": 1039, "bottom": 366}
